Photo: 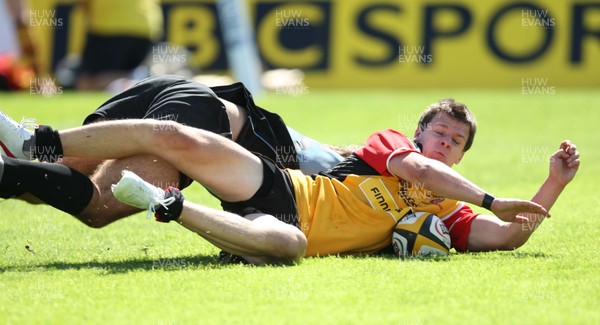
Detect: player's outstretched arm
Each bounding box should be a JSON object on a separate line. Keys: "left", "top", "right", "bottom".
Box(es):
{"left": 467, "top": 141, "right": 580, "bottom": 251}
{"left": 520, "top": 140, "right": 580, "bottom": 218}
{"left": 389, "top": 152, "right": 549, "bottom": 221}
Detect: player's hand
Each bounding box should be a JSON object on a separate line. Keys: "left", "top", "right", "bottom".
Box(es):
{"left": 490, "top": 198, "right": 549, "bottom": 222}
{"left": 549, "top": 140, "right": 580, "bottom": 187}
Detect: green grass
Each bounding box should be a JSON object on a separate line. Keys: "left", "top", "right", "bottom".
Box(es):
{"left": 1, "top": 88, "right": 599, "bottom": 324}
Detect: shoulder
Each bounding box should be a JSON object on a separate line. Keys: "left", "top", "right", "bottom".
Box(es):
{"left": 354, "top": 129, "right": 421, "bottom": 176}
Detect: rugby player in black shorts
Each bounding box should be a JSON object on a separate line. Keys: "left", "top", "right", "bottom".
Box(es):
{"left": 0, "top": 75, "right": 342, "bottom": 228}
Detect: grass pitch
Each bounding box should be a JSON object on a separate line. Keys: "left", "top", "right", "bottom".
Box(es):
{"left": 0, "top": 88, "right": 599, "bottom": 324}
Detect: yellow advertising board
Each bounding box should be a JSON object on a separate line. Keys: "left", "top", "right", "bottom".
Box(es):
{"left": 26, "top": 0, "right": 600, "bottom": 88}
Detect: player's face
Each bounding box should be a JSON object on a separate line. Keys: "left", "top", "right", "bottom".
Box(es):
{"left": 414, "top": 112, "right": 469, "bottom": 167}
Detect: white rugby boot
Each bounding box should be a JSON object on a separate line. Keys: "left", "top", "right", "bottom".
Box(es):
{"left": 111, "top": 170, "right": 175, "bottom": 218}
{"left": 0, "top": 110, "right": 36, "bottom": 160}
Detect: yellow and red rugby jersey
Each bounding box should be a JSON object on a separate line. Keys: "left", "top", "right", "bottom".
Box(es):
{"left": 288, "top": 129, "right": 478, "bottom": 257}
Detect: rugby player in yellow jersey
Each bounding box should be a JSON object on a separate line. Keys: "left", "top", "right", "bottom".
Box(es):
{"left": 76, "top": 0, "right": 163, "bottom": 90}
{"left": 0, "top": 99, "right": 579, "bottom": 265}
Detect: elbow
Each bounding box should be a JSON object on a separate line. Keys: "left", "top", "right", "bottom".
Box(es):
{"left": 468, "top": 221, "right": 531, "bottom": 252}
{"left": 495, "top": 229, "right": 530, "bottom": 251}
{"left": 496, "top": 242, "right": 519, "bottom": 251}
{"left": 499, "top": 238, "right": 527, "bottom": 251}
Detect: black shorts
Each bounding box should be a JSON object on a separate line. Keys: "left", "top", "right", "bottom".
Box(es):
{"left": 84, "top": 75, "right": 232, "bottom": 138}
{"left": 220, "top": 155, "right": 299, "bottom": 228}
{"left": 80, "top": 34, "right": 153, "bottom": 74}
{"left": 83, "top": 75, "right": 298, "bottom": 188}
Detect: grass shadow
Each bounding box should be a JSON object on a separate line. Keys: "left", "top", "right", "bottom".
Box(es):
{"left": 330, "top": 248, "right": 452, "bottom": 263}
{"left": 0, "top": 249, "right": 550, "bottom": 275}
{"left": 500, "top": 251, "right": 552, "bottom": 259}
{"left": 0, "top": 254, "right": 247, "bottom": 274}
{"left": 375, "top": 253, "right": 451, "bottom": 262}
{"left": 459, "top": 250, "right": 552, "bottom": 259}
{"left": 366, "top": 247, "right": 551, "bottom": 261}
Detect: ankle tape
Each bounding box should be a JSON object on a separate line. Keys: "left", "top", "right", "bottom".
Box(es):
{"left": 155, "top": 187, "right": 185, "bottom": 223}
{"left": 34, "top": 125, "right": 64, "bottom": 163}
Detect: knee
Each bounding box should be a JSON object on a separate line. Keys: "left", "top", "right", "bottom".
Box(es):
{"left": 266, "top": 227, "right": 307, "bottom": 263}
{"left": 76, "top": 211, "right": 112, "bottom": 228}
{"left": 76, "top": 207, "right": 131, "bottom": 229}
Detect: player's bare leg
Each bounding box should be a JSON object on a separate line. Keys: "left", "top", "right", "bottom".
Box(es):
{"left": 176, "top": 205, "right": 306, "bottom": 265}
{"left": 59, "top": 157, "right": 104, "bottom": 176}
{"left": 8, "top": 153, "right": 180, "bottom": 228}
{"left": 59, "top": 120, "right": 263, "bottom": 201}
{"left": 76, "top": 155, "right": 181, "bottom": 228}
{"left": 59, "top": 120, "right": 307, "bottom": 262}
{"left": 109, "top": 172, "right": 306, "bottom": 265}
{"left": 14, "top": 157, "right": 104, "bottom": 205}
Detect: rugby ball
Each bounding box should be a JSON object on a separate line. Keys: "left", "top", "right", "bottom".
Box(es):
{"left": 392, "top": 212, "right": 451, "bottom": 258}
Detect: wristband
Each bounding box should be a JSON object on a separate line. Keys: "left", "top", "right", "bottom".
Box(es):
{"left": 482, "top": 193, "right": 495, "bottom": 210}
